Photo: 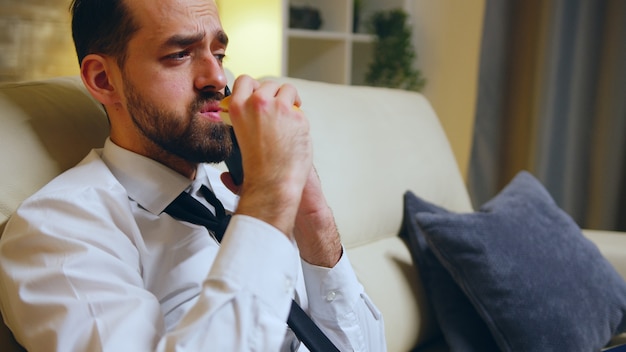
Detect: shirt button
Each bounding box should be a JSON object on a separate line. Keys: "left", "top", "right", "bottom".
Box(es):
{"left": 285, "top": 278, "right": 293, "bottom": 293}
{"left": 325, "top": 291, "right": 336, "bottom": 302}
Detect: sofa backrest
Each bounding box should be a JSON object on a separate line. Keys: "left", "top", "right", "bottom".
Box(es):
{"left": 271, "top": 77, "right": 472, "bottom": 247}
{"left": 0, "top": 77, "right": 109, "bottom": 234}
{"left": 0, "top": 75, "right": 472, "bottom": 351}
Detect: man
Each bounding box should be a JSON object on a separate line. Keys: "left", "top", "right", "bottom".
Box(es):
{"left": 0, "top": 0, "right": 386, "bottom": 351}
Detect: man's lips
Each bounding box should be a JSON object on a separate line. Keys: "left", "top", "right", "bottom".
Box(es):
{"left": 199, "top": 101, "right": 227, "bottom": 123}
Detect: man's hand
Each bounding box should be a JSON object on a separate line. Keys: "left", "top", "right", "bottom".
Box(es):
{"left": 293, "top": 168, "right": 342, "bottom": 268}
{"left": 225, "top": 75, "right": 312, "bottom": 237}
{"left": 223, "top": 167, "right": 342, "bottom": 268}
{"left": 220, "top": 77, "right": 342, "bottom": 267}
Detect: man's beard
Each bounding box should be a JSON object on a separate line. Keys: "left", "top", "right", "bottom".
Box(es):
{"left": 124, "top": 79, "right": 233, "bottom": 164}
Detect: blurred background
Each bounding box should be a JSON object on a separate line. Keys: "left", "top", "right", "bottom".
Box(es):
{"left": 0, "top": 0, "right": 77, "bottom": 81}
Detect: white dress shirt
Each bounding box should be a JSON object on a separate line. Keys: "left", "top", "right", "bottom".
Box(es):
{"left": 0, "top": 138, "right": 386, "bottom": 351}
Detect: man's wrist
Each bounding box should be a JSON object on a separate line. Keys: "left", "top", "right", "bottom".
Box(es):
{"left": 235, "top": 181, "right": 302, "bottom": 237}
{"left": 295, "top": 207, "right": 342, "bottom": 268}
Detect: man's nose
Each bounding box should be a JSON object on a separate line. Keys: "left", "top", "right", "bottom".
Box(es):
{"left": 194, "top": 54, "right": 227, "bottom": 92}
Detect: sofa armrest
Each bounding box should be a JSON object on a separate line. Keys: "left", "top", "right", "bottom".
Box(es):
{"left": 583, "top": 229, "right": 626, "bottom": 280}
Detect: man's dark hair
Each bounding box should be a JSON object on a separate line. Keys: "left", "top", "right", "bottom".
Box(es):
{"left": 70, "top": 0, "right": 140, "bottom": 68}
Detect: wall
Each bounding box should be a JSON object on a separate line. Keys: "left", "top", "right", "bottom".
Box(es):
{"left": 216, "top": 0, "right": 283, "bottom": 79}
{"left": 409, "top": 0, "right": 485, "bottom": 179}
{"left": 0, "top": 1, "right": 78, "bottom": 82}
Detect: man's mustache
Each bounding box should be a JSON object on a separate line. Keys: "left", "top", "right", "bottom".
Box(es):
{"left": 190, "top": 91, "right": 226, "bottom": 113}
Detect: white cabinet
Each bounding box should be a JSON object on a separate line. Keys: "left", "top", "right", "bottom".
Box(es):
{"left": 283, "top": 0, "right": 410, "bottom": 85}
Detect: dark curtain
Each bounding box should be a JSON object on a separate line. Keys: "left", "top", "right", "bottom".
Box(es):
{"left": 468, "top": 0, "right": 626, "bottom": 231}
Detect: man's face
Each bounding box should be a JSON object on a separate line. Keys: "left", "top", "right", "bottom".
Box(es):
{"left": 123, "top": 75, "right": 231, "bottom": 163}
{"left": 117, "top": 0, "right": 231, "bottom": 163}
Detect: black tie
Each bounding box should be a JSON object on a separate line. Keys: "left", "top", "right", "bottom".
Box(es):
{"left": 163, "top": 186, "right": 339, "bottom": 352}
{"left": 164, "top": 185, "right": 231, "bottom": 242}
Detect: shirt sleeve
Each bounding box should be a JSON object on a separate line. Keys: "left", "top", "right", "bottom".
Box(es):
{"left": 0, "top": 192, "right": 300, "bottom": 351}
{"left": 301, "top": 251, "right": 387, "bottom": 351}
{"left": 161, "top": 214, "right": 300, "bottom": 351}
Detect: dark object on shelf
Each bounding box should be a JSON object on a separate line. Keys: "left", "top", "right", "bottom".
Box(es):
{"left": 365, "top": 9, "right": 426, "bottom": 92}
{"left": 289, "top": 6, "right": 322, "bottom": 30}
{"left": 353, "top": 0, "right": 362, "bottom": 33}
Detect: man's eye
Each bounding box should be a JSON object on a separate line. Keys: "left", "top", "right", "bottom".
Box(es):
{"left": 215, "top": 54, "right": 226, "bottom": 63}
{"left": 166, "top": 51, "right": 190, "bottom": 60}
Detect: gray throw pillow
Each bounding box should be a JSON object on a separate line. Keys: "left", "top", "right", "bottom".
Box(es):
{"left": 403, "top": 171, "right": 626, "bottom": 351}
{"left": 399, "top": 191, "right": 499, "bottom": 351}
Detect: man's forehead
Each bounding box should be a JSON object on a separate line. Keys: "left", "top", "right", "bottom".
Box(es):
{"left": 129, "top": 0, "right": 222, "bottom": 40}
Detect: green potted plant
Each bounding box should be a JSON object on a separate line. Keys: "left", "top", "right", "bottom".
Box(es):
{"left": 364, "top": 9, "right": 426, "bottom": 92}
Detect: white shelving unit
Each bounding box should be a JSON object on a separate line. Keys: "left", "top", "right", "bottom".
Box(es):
{"left": 283, "top": 0, "right": 409, "bottom": 85}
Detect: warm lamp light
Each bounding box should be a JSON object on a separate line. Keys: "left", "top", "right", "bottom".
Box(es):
{"left": 216, "top": 0, "right": 283, "bottom": 79}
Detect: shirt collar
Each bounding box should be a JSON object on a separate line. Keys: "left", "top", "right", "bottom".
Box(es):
{"left": 101, "top": 138, "right": 194, "bottom": 215}
{"left": 101, "top": 138, "right": 238, "bottom": 214}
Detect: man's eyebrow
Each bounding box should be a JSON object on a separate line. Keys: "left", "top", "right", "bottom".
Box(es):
{"left": 162, "top": 32, "right": 206, "bottom": 49}
{"left": 161, "top": 30, "right": 228, "bottom": 50}
{"left": 216, "top": 30, "right": 229, "bottom": 46}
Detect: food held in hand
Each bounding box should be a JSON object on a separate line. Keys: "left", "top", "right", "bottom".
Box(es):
{"left": 218, "top": 95, "right": 234, "bottom": 126}
{"left": 218, "top": 95, "right": 301, "bottom": 126}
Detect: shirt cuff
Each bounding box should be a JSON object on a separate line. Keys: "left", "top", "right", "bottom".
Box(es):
{"left": 301, "top": 248, "right": 365, "bottom": 320}
{"left": 208, "top": 214, "right": 299, "bottom": 320}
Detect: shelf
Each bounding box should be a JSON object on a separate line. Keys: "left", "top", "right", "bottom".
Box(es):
{"left": 287, "top": 29, "right": 374, "bottom": 43}
{"left": 287, "top": 29, "right": 348, "bottom": 41}
{"left": 351, "top": 41, "right": 374, "bottom": 86}
{"left": 352, "top": 33, "right": 375, "bottom": 43}
{"left": 287, "top": 37, "right": 347, "bottom": 84}
{"left": 284, "top": 0, "right": 408, "bottom": 85}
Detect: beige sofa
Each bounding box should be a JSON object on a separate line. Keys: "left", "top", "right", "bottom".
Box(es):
{"left": 1, "top": 76, "right": 626, "bottom": 351}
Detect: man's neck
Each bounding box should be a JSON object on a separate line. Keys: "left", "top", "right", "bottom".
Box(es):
{"left": 109, "top": 134, "right": 198, "bottom": 180}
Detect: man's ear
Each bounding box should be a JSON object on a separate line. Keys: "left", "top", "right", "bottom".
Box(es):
{"left": 80, "top": 54, "right": 121, "bottom": 106}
